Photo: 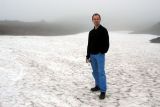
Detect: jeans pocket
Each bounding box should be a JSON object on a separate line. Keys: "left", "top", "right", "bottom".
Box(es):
{"left": 99, "top": 52, "right": 104, "bottom": 55}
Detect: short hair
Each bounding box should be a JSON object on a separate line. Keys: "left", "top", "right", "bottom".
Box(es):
{"left": 92, "top": 13, "right": 101, "bottom": 20}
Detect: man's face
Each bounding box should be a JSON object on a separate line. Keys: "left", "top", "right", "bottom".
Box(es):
{"left": 92, "top": 15, "right": 101, "bottom": 26}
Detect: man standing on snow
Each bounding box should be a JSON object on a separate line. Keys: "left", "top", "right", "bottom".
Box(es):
{"left": 86, "top": 13, "right": 110, "bottom": 99}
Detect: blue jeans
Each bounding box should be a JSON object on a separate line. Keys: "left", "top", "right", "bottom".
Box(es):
{"left": 90, "top": 53, "right": 107, "bottom": 92}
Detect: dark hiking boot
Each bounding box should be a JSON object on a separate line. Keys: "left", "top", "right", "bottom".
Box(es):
{"left": 90, "top": 86, "right": 100, "bottom": 92}
{"left": 99, "top": 92, "right": 106, "bottom": 100}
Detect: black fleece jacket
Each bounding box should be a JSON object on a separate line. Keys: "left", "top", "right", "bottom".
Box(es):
{"left": 86, "top": 24, "right": 110, "bottom": 59}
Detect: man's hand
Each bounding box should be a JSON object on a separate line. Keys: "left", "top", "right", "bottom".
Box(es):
{"left": 86, "top": 58, "right": 90, "bottom": 63}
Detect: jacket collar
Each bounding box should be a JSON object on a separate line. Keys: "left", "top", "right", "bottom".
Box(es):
{"left": 94, "top": 24, "right": 101, "bottom": 30}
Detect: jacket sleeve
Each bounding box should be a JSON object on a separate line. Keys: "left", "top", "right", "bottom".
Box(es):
{"left": 86, "top": 32, "right": 91, "bottom": 59}
{"left": 103, "top": 28, "right": 110, "bottom": 53}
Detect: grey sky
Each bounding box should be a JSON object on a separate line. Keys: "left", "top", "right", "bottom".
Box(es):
{"left": 0, "top": 0, "right": 160, "bottom": 28}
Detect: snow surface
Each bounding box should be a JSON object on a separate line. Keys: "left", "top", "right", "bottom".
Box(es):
{"left": 0, "top": 32, "right": 160, "bottom": 107}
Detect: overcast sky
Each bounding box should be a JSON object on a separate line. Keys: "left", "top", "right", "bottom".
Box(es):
{"left": 0, "top": 0, "right": 160, "bottom": 28}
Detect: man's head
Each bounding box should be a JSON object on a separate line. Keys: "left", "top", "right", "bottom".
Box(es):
{"left": 92, "top": 13, "right": 101, "bottom": 27}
